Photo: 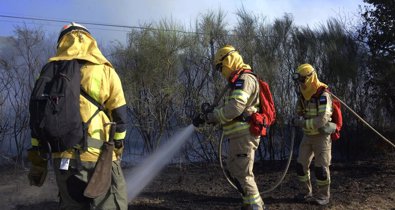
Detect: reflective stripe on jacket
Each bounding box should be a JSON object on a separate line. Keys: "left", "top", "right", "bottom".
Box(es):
{"left": 296, "top": 91, "right": 333, "bottom": 136}
{"left": 214, "top": 73, "right": 260, "bottom": 138}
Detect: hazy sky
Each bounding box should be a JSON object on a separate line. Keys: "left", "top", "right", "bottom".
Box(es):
{"left": 0, "top": 0, "right": 365, "bottom": 45}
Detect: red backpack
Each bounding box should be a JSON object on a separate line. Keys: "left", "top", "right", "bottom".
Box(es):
{"left": 230, "top": 69, "right": 276, "bottom": 136}
{"left": 326, "top": 90, "right": 343, "bottom": 140}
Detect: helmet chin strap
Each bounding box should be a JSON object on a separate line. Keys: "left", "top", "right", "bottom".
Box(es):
{"left": 294, "top": 82, "right": 301, "bottom": 94}
{"left": 220, "top": 50, "right": 237, "bottom": 62}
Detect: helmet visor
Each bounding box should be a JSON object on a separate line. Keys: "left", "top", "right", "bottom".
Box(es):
{"left": 292, "top": 71, "right": 314, "bottom": 83}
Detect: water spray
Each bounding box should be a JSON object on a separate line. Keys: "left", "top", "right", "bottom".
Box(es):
{"left": 127, "top": 86, "right": 230, "bottom": 201}
{"left": 126, "top": 124, "right": 195, "bottom": 201}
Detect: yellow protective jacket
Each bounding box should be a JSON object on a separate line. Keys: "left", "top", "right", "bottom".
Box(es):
{"left": 211, "top": 72, "right": 260, "bottom": 138}
{"left": 31, "top": 30, "right": 127, "bottom": 162}
{"left": 296, "top": 91, "right": 333, "bottom": 136}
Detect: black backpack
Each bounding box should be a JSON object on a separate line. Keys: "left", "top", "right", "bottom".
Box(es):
{"left": 29, "top": 59, "right": 103, "bottom": 153}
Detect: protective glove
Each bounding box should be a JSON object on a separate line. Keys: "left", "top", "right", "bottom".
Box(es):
{"left": 114, "top": 140, "right": 124, "bottom": 156}
{"left": 291, "top": 117, "right": 305, "bottom": 127}
{"left": 205, "top": 112, "right": 217, "bottom": 125}
{"left": 200, "top": 102, "right": 214, "bottom": 114}
{"left": 27, "top": 148, "right": 48, "bottom": 187}
{"left": 114, "top": 139, "right": 123, "bottom": 149}
{"left": 192, "top": 113, "right": 206, "bottom": 127}
{"left": 193, "top": 103, "right": 217, "bottom": 127}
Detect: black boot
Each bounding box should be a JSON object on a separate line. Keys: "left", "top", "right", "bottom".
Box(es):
{"left": 241, "top": 204, "right": 265, "bottom": 210}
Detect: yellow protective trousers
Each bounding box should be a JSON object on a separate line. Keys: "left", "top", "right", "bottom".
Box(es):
{"left": 227, "top": 134, "right": 264, "bottom": 208}
{"left": 296, "top": 133, "right": 331, "bottom": 200}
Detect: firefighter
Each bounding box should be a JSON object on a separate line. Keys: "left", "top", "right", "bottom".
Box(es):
{"left": 291, "top": 63, "right": 336, "bottom": 205}
{"left": 194, "top": 45, "right": 264, "bottom": 210}
{"left": 28, "top": 22, "right": 128, "bottom": 209}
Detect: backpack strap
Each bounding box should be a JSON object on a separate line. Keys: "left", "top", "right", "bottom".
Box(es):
{"left": 79, "top": 87, "right": 109, "bottom": 151}
{"left": 312, "top": 86, "right": 327, "bottom": 98}
{"left": 312, "top": 87, "right": 328, "bottom": 116}
{"left": 80, "top": 87, "right": 105, "bottom": 112}
{"left": 229, "top": 69, "right": 244, "bottom": 84}
{"left": 229, "top": 69, "right": 255, "bottom": 86}
{"left": 80, "top": 86, "right": 108, "bottom": 123}
{"left": 229, "top": 69, "right": 258, "bottom": 122}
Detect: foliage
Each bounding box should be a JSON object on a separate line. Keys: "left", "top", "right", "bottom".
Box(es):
{"left": 359, "top": 0, "right": 394, "bottom": 59}
{"left": 112, "top": 20, "right": 193, "bottom": 153}
{"left": 1, "top": 7, "right": 393, "bottom": 164}
{"left": 358, "top": 0, "right": 395, "bottom": 126}
{"left": 0, "top": 25, "right": 51, "bottom": 165}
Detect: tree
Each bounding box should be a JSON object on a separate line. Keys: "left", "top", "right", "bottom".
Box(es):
{"left": 0, "top": 25, "right": 51, "bottom": 165}
{"left": 358, "top": 0, "right": 395, "bottom": 126}
{"left": 359, "top": 0, "right": 394, "bottom": 59}
{"left": 112, "top": 20, "right": 193, "bottom": 154}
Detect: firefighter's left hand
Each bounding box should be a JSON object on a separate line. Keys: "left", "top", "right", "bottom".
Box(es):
{"left": 192, "top": 114, "right": 206, "bottom": 127}
{"left": 27, "top": 148, "right": 48, "bottom": 187}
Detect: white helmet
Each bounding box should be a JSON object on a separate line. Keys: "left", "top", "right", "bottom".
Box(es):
{"left": 57, "top": 22, "right": 90, "bottom": 44}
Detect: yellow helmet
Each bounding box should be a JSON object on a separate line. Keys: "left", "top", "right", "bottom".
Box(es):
{"left": 292, "top": 63, "right": 315, "bottom": 83}
{"left": 294, "top": 63, "right": 328, "bottom": 100}
{"left": 214, "top": 45, "right": 237, "bottom": 67}
{"left": 296, "top": 63, "right": 315, "bottom": 76}
{"left": 214, "top": 45, "right": 244, "bottom": 79}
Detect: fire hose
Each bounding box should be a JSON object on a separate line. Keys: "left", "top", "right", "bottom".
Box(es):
{"left": 197, "top": 83, "right": 394, "bottom": 196}
{"left": 197, "top": 85, "right": 295, "bottom": 194}
{"left": 218, "top": 125, "right": 295, "bottom": 194}
{"left": 218, "top": 92, "right": 395, "bottom": 194}
{"left": 329, "top": 92, "right": 395, "bottom": 149}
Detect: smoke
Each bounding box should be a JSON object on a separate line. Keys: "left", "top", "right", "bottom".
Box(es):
{"left": 126, "top": 124, "right": 195, "bottom": 201}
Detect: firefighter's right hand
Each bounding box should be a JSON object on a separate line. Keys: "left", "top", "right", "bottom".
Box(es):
{"left": 192, "top": 113, "right": 206, "bottom": 127}
{"left": 27, "top": 148, "right": 48, "bottom": 187}
{"left": 201, "top": 102, "right": 214, "bottom": 114}
{"left": 205, "top": 112, "right": 217, "bottom": 124}
{"left": 291, "top": 117, "right": 305, "bottom": 127}
{"left": 114, "top": 140, "right": 124, "bottom": 157}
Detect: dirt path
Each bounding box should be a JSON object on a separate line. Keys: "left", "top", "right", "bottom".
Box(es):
{"left": 1, "top": 155, "right": 394, "bottom": 210}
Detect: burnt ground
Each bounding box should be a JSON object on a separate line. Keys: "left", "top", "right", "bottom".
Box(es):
{"left": 1, "top": 153, "right": 394, "bottom": 210}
